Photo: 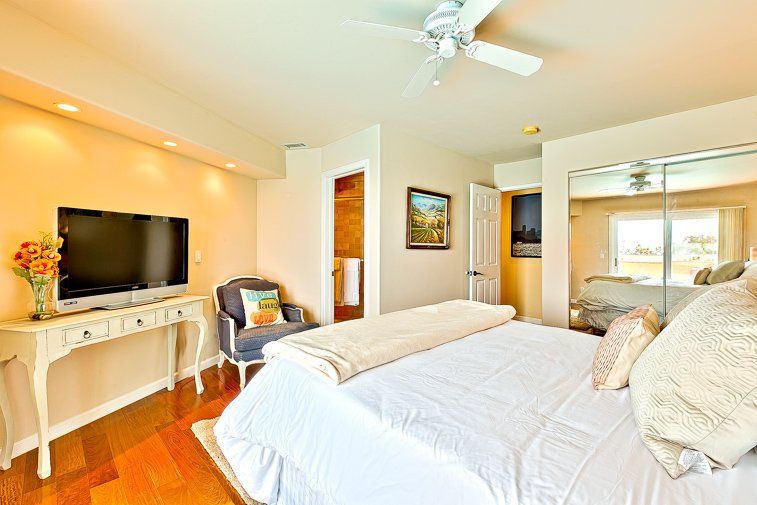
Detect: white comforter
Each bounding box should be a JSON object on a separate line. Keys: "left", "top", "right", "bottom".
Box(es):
{"left": 214, "top": 320, "right": 757, "bottom": 505}
{"left": 576, "top": 278, "right": 701, "bottom": 316}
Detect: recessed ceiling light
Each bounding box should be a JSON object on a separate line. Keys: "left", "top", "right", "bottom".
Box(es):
{"left": 522, "top": 125, "right": 540, "bottom": 136}
{"left": 163, "top": 141, "right": 178, "bottom": 147}
{"left": 225, "top": 163, "right": 237, "bottom": 168}
{"left": 54, "top": 102, "right": 80, "bottom": 112}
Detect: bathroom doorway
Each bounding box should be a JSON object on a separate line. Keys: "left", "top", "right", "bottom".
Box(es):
{"left": 332, "top": 171, "right": 364, "bottom": 322}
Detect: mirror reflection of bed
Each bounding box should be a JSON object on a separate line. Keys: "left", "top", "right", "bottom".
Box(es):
{"left": 569, "top": 151, "right": 757, "bottom": 333}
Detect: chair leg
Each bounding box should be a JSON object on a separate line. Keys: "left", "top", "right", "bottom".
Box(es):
{"left": 217, "top": 353, "right": 225, "bottom": 369}
{"left": 238, "top": 362, "right": 248, "bottom": 389}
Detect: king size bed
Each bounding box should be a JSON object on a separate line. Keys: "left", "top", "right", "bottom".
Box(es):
{"left": 213, "top": 306, "right": 757, "bottom": 505}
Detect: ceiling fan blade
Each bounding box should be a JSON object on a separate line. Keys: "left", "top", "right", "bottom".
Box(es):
{"left": 465, "top": 41, "right": 543, "bottom": 76}
{"left": 402, "top": 57, "right": 442, "bottom": 98}
{"left": 341, "top": 20, "right": 427, "bottom": 42}
{"left": 457, "top": 0, "right": 505, "bottom": 29}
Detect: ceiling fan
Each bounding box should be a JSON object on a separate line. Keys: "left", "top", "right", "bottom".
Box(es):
{"left": 341, "top": 0, "right": 543, "bottom": 98}
{"left": 599, "top": 175, "right": 664, "bottom": 196}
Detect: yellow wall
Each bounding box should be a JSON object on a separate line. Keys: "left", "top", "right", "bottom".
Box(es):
{"left": 570, "top": 181, "right": 757, "bottom": 299}
{"left": 500, "top": 188, "right": 542, "bottom": 320}
{"left": 0, "top": 95, "right": 257, "bottom": 445}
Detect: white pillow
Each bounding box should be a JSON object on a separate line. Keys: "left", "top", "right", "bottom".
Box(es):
{"left": 629, "top": 278, "right": 757, "bottom": 478}
{"left": 240, "top": 288, "right": 285, "bottom": 329}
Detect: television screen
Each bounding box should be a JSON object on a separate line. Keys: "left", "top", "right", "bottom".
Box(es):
{"left": 58, "top": 208, "right": 188, "bottom": 301}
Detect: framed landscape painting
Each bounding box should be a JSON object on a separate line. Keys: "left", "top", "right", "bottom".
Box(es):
{"left": 406, "top": 187, "right": 450, "bottom": 249}
{"left": 511, "top": 193, "right": 542, "bottom": 258}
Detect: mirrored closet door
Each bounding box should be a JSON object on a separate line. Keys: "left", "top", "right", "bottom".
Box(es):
{"left": 569, "top": 144, "right": 757, "bottom": 333}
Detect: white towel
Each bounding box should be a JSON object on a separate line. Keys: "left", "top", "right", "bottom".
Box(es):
{"left": 342, "top": 258, "right": 361, "bottom": 306}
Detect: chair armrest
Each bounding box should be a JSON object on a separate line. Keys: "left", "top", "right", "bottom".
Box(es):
{"left": 217, "top": 310, "right": 237, "bottom": 357}
{"left": 281, "top": 303, "right": 305, "bottom": 323}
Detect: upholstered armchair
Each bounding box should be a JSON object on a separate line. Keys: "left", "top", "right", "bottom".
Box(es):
{"left": 213, "top": 275, "right": 318, "bottom": 388}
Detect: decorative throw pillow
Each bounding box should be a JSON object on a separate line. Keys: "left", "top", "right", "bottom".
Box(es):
{"left": 706, "top": 260, "right": 745, "bottom": 284}
{"left": 692, "top": 267, "right": 711, "bottom": 285}
{"left": 240, "top": 288, "right": 285, "bottom": 329}
{"left": 629, "top": 278, "right": 757, "bottom": 479}
{"left": 592, "top": 305, "right": 659, "bottom": 390}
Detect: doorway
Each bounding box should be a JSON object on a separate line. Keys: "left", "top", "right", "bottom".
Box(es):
{"left": 332, "top": 172, "right": 365, "bottom": 322}
{"left": 321, "top": 160, "right": 372, "bottom": 326}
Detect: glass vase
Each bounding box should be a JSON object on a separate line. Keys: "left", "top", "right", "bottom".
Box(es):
{"left": 29, "top": 279, "right": 54, "bottom": 320}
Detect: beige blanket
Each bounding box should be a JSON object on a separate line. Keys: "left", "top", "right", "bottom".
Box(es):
{"left": 584, "top": 274, "right": 650, "bottom": 284}
{"left": 262, "top": 299, "right": 516, "bottom": 384}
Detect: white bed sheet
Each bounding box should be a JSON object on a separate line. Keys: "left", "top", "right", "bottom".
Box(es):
{"left": 214, "top": 320, "right": 757, "bottom": 505}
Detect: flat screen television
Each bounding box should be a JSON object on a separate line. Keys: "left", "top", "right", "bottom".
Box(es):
{"left": 57, "top": 207, "right": 189, "bottom": 311}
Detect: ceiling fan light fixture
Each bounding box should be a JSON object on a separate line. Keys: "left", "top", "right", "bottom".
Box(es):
{"left": 438, "top": 36, "right": 457, "bottom": 58}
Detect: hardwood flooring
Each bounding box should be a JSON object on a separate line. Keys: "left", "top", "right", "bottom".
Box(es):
{"left": 0, "top": 362, "right": 262, "bottom": 504}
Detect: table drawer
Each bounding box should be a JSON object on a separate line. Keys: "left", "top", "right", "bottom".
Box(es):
{"left": 166, "top": 304, "right": 192, "bottom": 321}
{"left": 63, "top": 321, "right": 109, "bottom": 345}
{"left": 121, "top": 312, "right": 157, "bottom": 332}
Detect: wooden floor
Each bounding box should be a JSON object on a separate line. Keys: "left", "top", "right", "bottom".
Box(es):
{"left": 0, "top": 362, "right": 261, "bottom": 505}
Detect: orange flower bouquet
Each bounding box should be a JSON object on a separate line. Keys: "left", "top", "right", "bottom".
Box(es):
{"left": 12, "top": 232, "right": 63, "bottom": 320}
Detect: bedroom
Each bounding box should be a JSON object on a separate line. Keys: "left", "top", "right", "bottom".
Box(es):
{"left": 0, "top": 0, "right": 755, "bottom": 503}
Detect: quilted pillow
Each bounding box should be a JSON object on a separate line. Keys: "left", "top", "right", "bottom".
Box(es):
{"left": 629, "top": 278, "right": 757, "bottom": 478}
{"left": 660, "top": 285, "right": 711, "bottom": 329}
{"left": 240, "top": 288, "right": 285, "bottom": 329}
{"left": 592, "top": 305, "right": 659, "bottom": 390}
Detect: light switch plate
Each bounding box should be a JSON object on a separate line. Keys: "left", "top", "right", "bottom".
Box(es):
{"left": 194, "top": 250, "right": 202, "bottom": 264}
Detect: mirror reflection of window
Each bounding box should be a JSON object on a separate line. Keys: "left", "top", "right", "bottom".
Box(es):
{"left": 570, "top": 148, "right": 757, "bottom": 334}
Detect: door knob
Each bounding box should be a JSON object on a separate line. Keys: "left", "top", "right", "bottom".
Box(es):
{"left": 466, "top": 270, "right": 483, "bottom": 277}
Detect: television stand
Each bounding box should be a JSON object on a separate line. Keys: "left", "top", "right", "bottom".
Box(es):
{"left": 0, "top": 295, "right": 209, "bottom": 479}
{"left": 98, "top": 297, "right": 164, "bottom": 310}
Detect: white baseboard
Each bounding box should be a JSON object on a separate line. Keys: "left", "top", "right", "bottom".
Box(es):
{"left": 514, "top": 315, "right": 543, "bottom": 325}
{"left": 11, "top": 354, "right": 220, "bottom": 459}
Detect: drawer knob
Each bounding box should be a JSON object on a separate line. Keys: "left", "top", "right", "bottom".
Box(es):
{"left": 137, "top": 319, "right": 144, "bottom": 326}
{"left": 83, "top": 330, "right": 92, "bottom": 339}
{"left": 177, "top": 310, "right": 183, "bottom": 317}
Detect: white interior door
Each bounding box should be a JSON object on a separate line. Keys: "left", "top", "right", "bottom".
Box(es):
{"left": 469, "top": 184, "right": 501, "bottom": 304}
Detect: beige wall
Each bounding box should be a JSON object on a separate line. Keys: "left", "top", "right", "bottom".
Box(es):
{"left": 257, "top": 149, "right": 323, "bottom": 322}
{"left": 257, "top": 125, "right": 381, "bottom": 324}
{"left": 379, "top": 126, "right": 492, "bottom": 313}
{"left": 0, "top": 95, "right": 257, "bottom": 446}
{"left": 542, "top": 95, "right": 757, "bottom": 327}
{"left": 494, "top": 158, "right": 542, "bottom": 190}
{"left": 257, "top": 125, "right": 493, "bottom": 320}
{"left": 570, "top": 181, "right": 757, "bottom": 299}
{"left": 501, "top": 188, "right": 542, "bottom": 320}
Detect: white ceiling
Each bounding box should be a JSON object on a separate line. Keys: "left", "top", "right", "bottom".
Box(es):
{"left": 570, "top": 151, "right": 757, "bottom": 199}
{"left": 9, "top": 0, "right": 757, "bottom": 163}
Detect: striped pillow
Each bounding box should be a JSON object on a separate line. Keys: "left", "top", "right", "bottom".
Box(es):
{"left": 592, "top": 305, "right": 659, "bottom": 390}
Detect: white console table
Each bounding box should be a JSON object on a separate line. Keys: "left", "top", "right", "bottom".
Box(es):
{"left": 0, "top": 294, "right": 209, "bottom": 479}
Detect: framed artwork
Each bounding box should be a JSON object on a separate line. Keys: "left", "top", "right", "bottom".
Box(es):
{"left": 406, "top": 187, "right": 451, "bottom": 249}
{"left": 511, "top": 193, "right": 542, "bottom": 258}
